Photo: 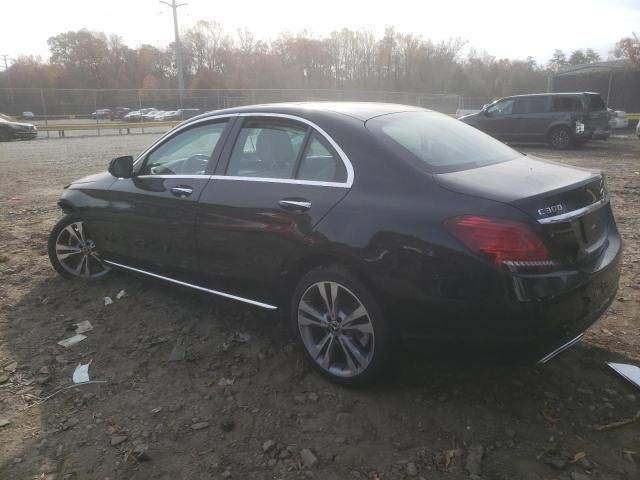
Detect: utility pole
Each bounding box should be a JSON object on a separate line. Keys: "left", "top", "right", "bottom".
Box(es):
{"left": 0, "top": 54, "right": 14, "bottom": 107}
{"left": 160, "top": 0, "right": 187, "bottom": 99}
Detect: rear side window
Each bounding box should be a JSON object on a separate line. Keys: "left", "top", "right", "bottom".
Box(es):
{"left": 367, "top": 112, "right": 522, "bottom": 173}
{"left": 516, "top": 96, "right": 549, "bottom": 114}
{"left": 586, "top": 93, "right": 606, "bottom": 111}
{"left": 296, "top": 133, "right": 347, "bottom": 183}
{"left": 226, "top": 120, "right": 306, "bottom": 179}
{"left": 552, "top": 97, "right": 583, "bottom": 112}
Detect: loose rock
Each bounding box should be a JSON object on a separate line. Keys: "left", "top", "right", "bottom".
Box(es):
{"left": 300, "top": 448, "right": 318, "bottom": 469}
{"left": 262, "top": 440, "right": 276, "bottom": 453}
{"left": 110, "top": 435, "right": 127, "bottom": 446}
{"left": 191, "top": 422, "right": 209, "bottom": 431}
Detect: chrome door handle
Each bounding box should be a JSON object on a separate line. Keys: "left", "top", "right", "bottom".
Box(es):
{"left": 170, "top": 186, "right": 193, "bottom": 198}
{"left": 279, "top": 199, "right": 311, "bottom": 211}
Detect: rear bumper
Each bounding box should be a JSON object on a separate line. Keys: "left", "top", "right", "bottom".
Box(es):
{"left": 392, "top": 228, "right": 621, "bottom": 362}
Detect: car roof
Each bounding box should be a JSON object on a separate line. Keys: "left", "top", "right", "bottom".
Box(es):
{"left": 192, "top": 102, "right": 429, "bottom": 123}
{"left": 505, "top": 92, "right": 600, "bottom": 99}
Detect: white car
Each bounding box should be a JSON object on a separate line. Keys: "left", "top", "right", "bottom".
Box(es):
{"left": 636, "top": 120, "right": 640, "bottom": 138}
{"left": 608, "top": 110, "right": 628, "bottom": 129}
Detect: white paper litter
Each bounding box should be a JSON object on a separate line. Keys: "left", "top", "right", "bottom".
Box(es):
{"left": 75, "top": 320, "right": 93, "bottom": 334}
{"left": 104, "top": 297, "right": 113, "bottom": 306}
{"left": 57, "top": 334, "right": 87, "bottom": 348}
{"left": 217, "top": 377, "right": 235, "bottom": 387}
{"left": 608, "top": 362, "right": 640, "bottom": 390}
{"left": 116, "top": 290, "right": 126, "bottom": 300}
{"left": 73, "top": 363, "right": 91, "bottom": 383}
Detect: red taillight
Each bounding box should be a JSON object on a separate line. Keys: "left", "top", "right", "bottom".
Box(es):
{"left": 445, "top": 216, "right": 555, "bottom": 271}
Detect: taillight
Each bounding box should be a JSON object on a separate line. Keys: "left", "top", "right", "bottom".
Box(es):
{"left": 445, "top": 216, "right": 557, "bottom": 272}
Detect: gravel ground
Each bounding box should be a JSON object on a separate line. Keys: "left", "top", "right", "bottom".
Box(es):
{"left": 0, "top": 134, "right": 639, "bottom": 480}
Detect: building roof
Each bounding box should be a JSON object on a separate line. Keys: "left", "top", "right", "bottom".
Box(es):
{"left": 555, "top": 59, "right": 635, "bottom": 76}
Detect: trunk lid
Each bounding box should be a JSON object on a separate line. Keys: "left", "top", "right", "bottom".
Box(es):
{"left": 434, "top": 156, "right": 611, "bottom": 265}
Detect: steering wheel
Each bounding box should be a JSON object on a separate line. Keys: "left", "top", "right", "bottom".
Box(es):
{"left": 182, "top": 154, "right": 210, "bottom": 175}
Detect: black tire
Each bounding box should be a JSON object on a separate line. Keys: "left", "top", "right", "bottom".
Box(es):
{"left": 290, "top": 265, "right": 392, "bottom": 387}
{"left": 48, "top": 214, "right": 111, "bottom": 280}
{"left": 548, "top": 126, "right": 572, "bottom": 149}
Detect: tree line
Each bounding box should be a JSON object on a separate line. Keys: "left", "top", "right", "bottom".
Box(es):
{"left": 1, "top": 24, "right": 638, "bottom": 101}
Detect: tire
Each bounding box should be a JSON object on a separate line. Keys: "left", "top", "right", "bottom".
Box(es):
{"left": 548, "top": 126, "right": 572, "bottom": 149}
{"left": 0, "top": 129, "right": 10, "bottom": 142}
{"left": 290, "top": 265, "right": 391, "bottom": 387}
{"left": 48, "top": 214, "right": 111, "bottom": 280}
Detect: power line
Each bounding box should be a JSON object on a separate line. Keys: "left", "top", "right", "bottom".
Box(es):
{"left": 159, "top": 0, "right": 187, "bottom": 98}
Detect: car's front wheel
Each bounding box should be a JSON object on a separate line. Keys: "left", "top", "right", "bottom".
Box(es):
{"left": 48, "top": 214, "right": 111, "bottom": 280}
{"left": 291, "top": 266, "right": 391, "bottom": 386}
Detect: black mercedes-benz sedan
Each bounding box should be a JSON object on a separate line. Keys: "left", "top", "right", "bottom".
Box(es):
{"left": 48, "top": 102, "right": 621, "bottom": 386}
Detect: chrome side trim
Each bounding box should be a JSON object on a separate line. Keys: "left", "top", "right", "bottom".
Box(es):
{"left": 538, "top": 197, "right": 609, "bottom": 224}
{"left": 209, "top": 175, "right": 349, "bottom": 188}
{"left": 132, "top": 112, "right": 355, "bottom": 188}
{"left": 537, "top": 333, "right": 584, "bottom": 364}
{"left": 103, "top": 259, "right": 278, "bottom": 310}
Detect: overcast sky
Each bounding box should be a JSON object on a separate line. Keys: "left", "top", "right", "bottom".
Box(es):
{"left": 2, "top": 0, "right": 638, "bottom": 64}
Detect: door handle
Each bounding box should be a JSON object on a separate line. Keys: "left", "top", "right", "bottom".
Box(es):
{"left": 170, "top": 186, "right": 193, "bottom": 198}
{"left": 279, "top": 199, "right": 311, "bottom": 211}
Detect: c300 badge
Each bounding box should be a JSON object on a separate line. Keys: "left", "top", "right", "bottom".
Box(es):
{"left": 538, "top": 204, "right": 564, "bottom": 216}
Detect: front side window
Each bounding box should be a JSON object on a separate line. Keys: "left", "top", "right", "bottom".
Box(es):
{"left": 140, "top": 121, "right": 227, "bottom": 175}
{"left": 516, "top": 96, "right": 549, "bottom": 114}
{"left": 296, "top": 133, "right": 346, "bottom": 182}
{"left": 226, "top": 120, "right": 306, "bottom": 179}
{"left": 586, "top": 93, "right": 606, "bottom": 111}
{"left": 487, "top": 99, "right": 514, "bottom": 116}
{"left": 367, "top": 111, "right": 522, "bottom": 173}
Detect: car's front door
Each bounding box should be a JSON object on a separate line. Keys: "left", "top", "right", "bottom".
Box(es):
{"left": 99, "top": 118, "right": 233, "bottom": 279}
{"left": 196, "top": 115, "right": 352, "bottom": 303}
{"left": 511, "top": 96, "right": 551, "bottom": 141}
{"left": 475, "top": 98, "right": 516, "bottom": 140}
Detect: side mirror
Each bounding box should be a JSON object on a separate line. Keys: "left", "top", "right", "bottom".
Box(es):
{"left": 108, "top": 155, "right": 134, "bottom": 178}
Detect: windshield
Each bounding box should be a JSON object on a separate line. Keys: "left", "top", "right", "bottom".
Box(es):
{"left": 367, "top": 111, "right": 522, "bottom": 173}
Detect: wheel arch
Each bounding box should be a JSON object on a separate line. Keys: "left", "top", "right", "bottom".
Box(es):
{"left": 278, "top": 250, "right": 383, "bottom": 307}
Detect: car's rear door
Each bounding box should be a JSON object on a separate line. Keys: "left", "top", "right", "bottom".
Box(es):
{"left": 100, "top": 117, "right": 234, "bottom": 279}
{"left": 195, "top": 114, "right": 352, "bottom": 303}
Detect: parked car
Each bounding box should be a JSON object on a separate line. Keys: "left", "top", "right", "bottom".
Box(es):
{"left": 142, "top": 110, "right": 165, "bottom": 121}
{"left": 90, "top": 109, "right": 112, "bottom": 120}
{"left": 0, "top": 113, "right": 38, "bottom": 141}
{"left": 47, "top": 102, "right": 621, "bottom": 386}
{"left": 459, "top": 92, "right": 611, "bottom": 149}
{"left": 157, "top": 110, "right": 177, "bottom": 121}
{"left": 123, "top": 108, "right": 157, "bottom": 122}
{"left": 608, "top": 109, "right": 629, "bottom": 129}
{"left": 161, "top": 108, "right": 202, "bottom": 121}
{"left": 110, "top": 107, "right": 131, "bottom": 120}
{"left": 636, "top": 120, "right": 640, "bottom": 138}
{"left": 21, "top": 111, "right": 35, "bottom": 119}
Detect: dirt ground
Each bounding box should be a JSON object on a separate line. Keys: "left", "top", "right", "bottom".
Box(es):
{"left": 0, "top": 133, "right": 639, "bottom": 480}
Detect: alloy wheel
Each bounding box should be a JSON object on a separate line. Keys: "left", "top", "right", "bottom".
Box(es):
{"left": 297, "top": 281, "right": 375, "bottom": 377}
{"left": 550, "top": 128, "right": 570, "bottom": 148}
{"left": 54, "top": 221, "right": 110, "bottom": 279}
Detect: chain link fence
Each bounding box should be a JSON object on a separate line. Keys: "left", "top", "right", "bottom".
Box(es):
{"left": 0, "top": 88, "right": 464, "bottom": 137}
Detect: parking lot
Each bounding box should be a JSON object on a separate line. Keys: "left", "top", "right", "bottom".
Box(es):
{"left": 0, "top": 134, "right": 639, "bottom": 479}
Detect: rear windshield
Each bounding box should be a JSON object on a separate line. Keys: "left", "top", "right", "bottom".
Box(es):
{"left": 366, "top": 111, "right": 522, "bottom": 173}
{"left": 586, "top": 93, "right": 606, "bottom": 111}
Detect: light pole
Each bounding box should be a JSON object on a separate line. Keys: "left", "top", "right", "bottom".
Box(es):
{"left": 0, "top": 54, "right": 14, "bottom": 107}
{"left": 160, "top": 0, "right": 187, "bottom": 99}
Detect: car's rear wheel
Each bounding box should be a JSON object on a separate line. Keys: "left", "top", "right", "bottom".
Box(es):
{"left": 548, "top": 126, "right": 572, "bottom": 149}
{"left": 291, "top": 266, "right": 391, "bottom": 386}
{"left": 48, "top": 214, "right": 111, "bottom": 280}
